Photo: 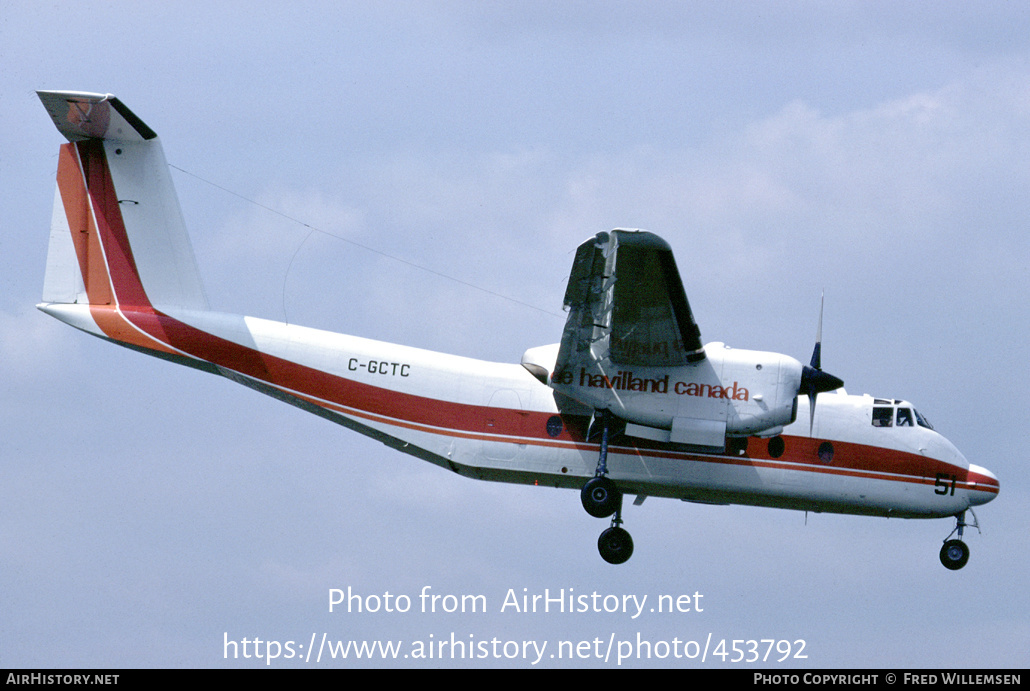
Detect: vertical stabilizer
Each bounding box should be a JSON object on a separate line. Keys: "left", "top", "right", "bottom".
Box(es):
{"left": 37, "top": 91, "right": 208, "bottom": 312}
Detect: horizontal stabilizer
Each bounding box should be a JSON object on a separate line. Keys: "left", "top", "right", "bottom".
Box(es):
{"left": 37, "top": 90, "right": 157, "bottom": 142}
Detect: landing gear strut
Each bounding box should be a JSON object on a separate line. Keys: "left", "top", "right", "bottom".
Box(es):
{"left": 581, "top": 410, "right": 634, "bottom": 564}
{"left": 939, "top": 510, "right": 978, "bottom": 570}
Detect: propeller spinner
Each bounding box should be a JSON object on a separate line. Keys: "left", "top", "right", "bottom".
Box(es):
{"left": 799, "top": 295, "right": 844, "bottom": 431}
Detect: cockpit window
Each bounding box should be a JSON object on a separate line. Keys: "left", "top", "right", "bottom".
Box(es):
{"left": 872, "top": 404, "right": 935, "bottom": 430}
{"left": 914, "top": 409, "right": 934, "bottom": 430}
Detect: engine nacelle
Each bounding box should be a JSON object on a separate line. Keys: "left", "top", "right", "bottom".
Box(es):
{"left": 537, "top": 341, "right": 803, "bottom": 448}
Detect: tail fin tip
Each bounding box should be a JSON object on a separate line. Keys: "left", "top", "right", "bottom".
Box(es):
{"left": 37, "top": 90, "right": 157, "bottom": 142}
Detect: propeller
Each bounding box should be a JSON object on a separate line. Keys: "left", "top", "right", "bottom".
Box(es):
{"left": 799, "top": 294, "right": 844, "bottom": 432}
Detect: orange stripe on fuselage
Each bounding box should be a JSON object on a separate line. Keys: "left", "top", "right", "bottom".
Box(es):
{"left": 56, "top": 141, "right": 179, "bottom": 358}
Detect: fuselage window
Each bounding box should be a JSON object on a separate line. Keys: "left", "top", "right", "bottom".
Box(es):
{"left": 817, "top": 441, "right": 834, "bottom": 464}
{"left": 872, "top": 406, "right": 893, "bottom": 427}
{"left": 896, "top": 408, "right": 913, "bottom": 427}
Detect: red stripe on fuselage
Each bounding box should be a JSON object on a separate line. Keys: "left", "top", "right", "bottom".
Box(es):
{"left": 64, "top": 139, "right": 992, "bottom": 499}
{"left": 76, "top": 140, "right": 150, "bottom": 309}
{"left": 56, "top": 143, "right": 113, "bottom": 307}
{"left": 58, "top": 142, "right": 179, "bottom": 357}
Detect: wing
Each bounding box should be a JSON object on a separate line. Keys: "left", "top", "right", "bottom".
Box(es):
{"left": 556, "top": 229, "right": 705, "bottom": 375}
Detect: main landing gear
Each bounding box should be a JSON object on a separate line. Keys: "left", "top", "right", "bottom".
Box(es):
{"left": 940, "top": 510, "right": 979, "bottom": 570}
{"left": 581, "top": 411, "right": 634, "bottom": 564}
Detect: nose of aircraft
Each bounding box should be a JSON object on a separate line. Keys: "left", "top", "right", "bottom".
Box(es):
{"left": 967, "top": 464, "right": 1000, "bottom": 507}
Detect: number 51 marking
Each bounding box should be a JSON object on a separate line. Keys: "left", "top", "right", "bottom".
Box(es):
{"left": 935, "top": 473, "right": 957, "bottom": 496}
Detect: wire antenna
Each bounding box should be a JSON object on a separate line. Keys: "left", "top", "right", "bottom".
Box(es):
{"left": 169, "top": 164, "right": 564, "bottom": 319}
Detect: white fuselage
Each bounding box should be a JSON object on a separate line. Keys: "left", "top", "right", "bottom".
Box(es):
{"left": 43, "top": 301, "right": 999, "bottom": 520}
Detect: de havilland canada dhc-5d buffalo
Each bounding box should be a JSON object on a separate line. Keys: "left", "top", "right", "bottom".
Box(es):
{"left": 36, "top": 90, "right": 999, "bottom": 569}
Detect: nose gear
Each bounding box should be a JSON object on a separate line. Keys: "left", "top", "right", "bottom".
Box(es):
{"left": 939, "top": 510, "right": 980, "bottom": 570}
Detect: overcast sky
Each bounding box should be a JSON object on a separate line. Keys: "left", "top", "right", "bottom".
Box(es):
{"left": 2, "top": 1, "right": 1028, "bottom": 669}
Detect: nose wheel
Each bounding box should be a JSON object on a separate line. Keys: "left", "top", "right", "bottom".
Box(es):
{"left": 939, "top": 510, "right": 979, "bottom": 570}
{"left": 940, "top": 539, "right": 969, "bottom": 570}
{"left": 581, "top": 410, "right": 634, "bottom": 564}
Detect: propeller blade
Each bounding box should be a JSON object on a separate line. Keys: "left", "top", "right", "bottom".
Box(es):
{"left": 810, "top": 293, "right": 824, "bottom": 370}
{"left": 808, "top": 392, "right": 817, "bottom": 433}
{"left": 799, "top": 293, "right": 843, "bottom": 432}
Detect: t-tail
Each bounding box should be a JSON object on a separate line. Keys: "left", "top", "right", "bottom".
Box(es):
{"left": 37, "top": 90, "right": 209, "bottom": 354}
{"left": 34, "top": 90, "right": 528, "bottom": 472}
